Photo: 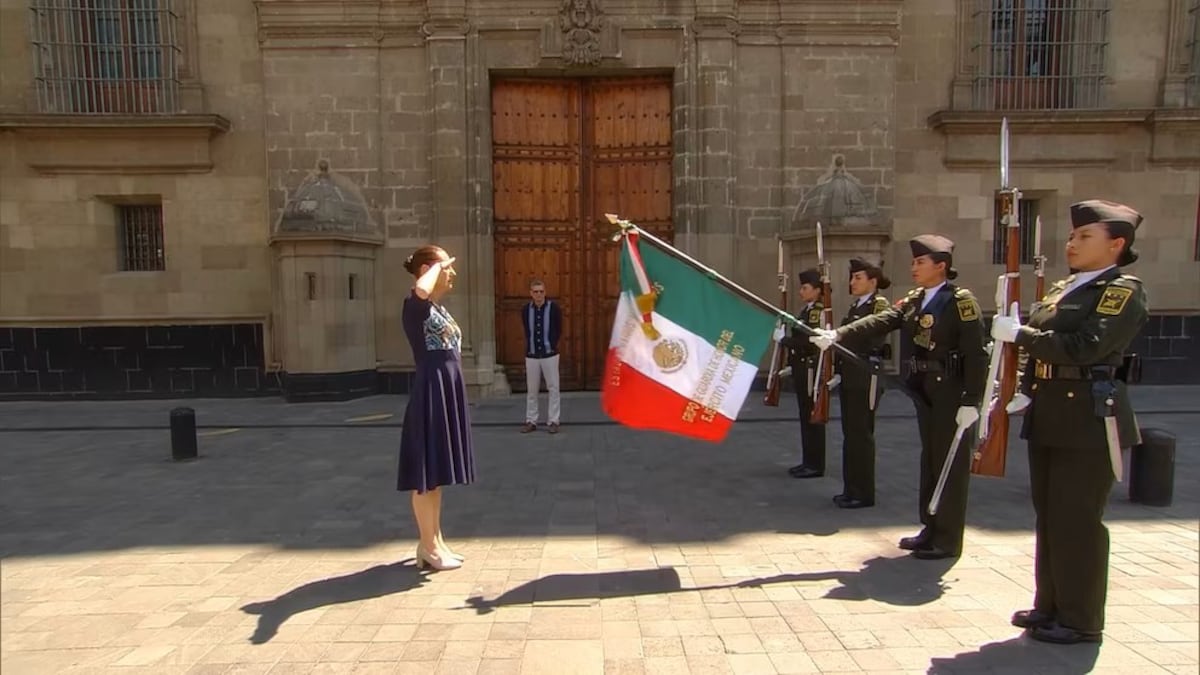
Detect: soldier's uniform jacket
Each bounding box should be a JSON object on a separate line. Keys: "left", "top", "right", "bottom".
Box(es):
{"left": 781, "top": 301, "right": 825, "bottom": 366}
{"left": 836, "top": 283, "right": 987, "bottom": 407}
{"left": 1016, "top": 267, "right": 1148, "bottom": 449}
{"left": 836, "top": 293, "right": 890, "bottom": 382}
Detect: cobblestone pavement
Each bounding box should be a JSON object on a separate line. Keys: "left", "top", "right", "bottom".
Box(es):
{"left": 2, "top": 387, "right": 1197, "bottom": 674}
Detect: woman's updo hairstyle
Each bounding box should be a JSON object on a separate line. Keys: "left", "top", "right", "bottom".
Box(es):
{"left": 404, "top": 245, "right": 445, "bottom": 277}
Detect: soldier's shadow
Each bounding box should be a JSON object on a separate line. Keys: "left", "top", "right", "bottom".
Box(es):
{"left": 927, "top": 636, "right": 1100, "bottom": 674}
{"left": 465, "top": 554, "right": 955, "bottom": 614}
{"left": 240, "top": 561, "right": 427, "bottom": 644}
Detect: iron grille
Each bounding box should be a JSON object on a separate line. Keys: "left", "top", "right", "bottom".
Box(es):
{"left": 970, "top": 0, "right": 1111, "bottom": 110}
{"left": 118, "top": 204, "right": 165, "bottom": 271}
{"left": 992, "top": 197, "right": 1040, "bottom": 265}
{"left": 29, "top": 0, "right": 181, "bottom": 114}
{"left": 1188, "top": 0, "right": 1200, "bottom": 107}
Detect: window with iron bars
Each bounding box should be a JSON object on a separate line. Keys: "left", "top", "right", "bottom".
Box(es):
{"left": 118, "top": 204, "right": 165, "bottom": 271}
{"left": 992, "top": 196, "right": 1040, "bottom": 265}
{"left": 970, "top": 0, "right": 1111, "bottom": 110}
{"left": 29, "top": 0, "right": 181, "bottom": 114}
{"left": 1188, "top": 0, "right": 1200, "bottom": 107}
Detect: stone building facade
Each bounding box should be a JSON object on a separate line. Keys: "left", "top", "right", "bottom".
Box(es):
{"left": 1, "top": 0, "right": 1197, "bottom": 400}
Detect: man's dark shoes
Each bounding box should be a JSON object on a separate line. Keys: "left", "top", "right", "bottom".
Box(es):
{"left": 1029, "top": 622, "right": 1102, "bottom": 645}
{"left": 898, "top": 532, "right": 931, "bottom": 551}
{"left": 833, "top": 495, "right": 874, "bottom": 509}
{"left": 789, "top": 465, "right": 823, "bottom": 479}
{"left": 521, "top": 422, "right": 537, "bottom": 433}
{"left": 1011, "top": 609, "right": 1054, "bottom": 629}
{"left": 912, "top": 546, "right": 958, "bottom": 560}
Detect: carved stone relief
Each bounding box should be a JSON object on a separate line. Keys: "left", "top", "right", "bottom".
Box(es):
{"left": 559, "top": 0, "right": 605, "bottom": 66}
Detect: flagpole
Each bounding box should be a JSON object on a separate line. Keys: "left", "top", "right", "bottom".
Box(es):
{"left": 605, "top": 214, "right": 864, "bottom": 365}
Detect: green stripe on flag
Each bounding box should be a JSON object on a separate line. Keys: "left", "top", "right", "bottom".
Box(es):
{"left": 620, "top": 238, "right": 778, "bottom": 363}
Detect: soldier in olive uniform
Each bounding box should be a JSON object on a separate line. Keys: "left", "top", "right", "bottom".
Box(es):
{"left": 991, "top": 199, "right": 1149, "bottom": 645}
{"left": 777, "top": 269, "right": 827, "bottom": 478}
{"left": 830, "top": 257, "right": 892, "bottom": 509}
{"left": 812, "top": 236, "right": 987, "bottom": 559}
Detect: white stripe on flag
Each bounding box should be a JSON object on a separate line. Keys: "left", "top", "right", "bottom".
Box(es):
{"left": 610, "top": 292, "right": 757, "bottom": 421}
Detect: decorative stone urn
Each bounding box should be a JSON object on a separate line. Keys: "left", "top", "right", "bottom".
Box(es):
{"left": 270, "top": 160, "right": 383, "bottom": 401}
{"left": 784, "top": 154, "right": 893, "bottom": 317}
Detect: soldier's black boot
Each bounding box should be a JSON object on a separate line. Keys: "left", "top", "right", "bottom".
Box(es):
{"left": 1011, "top": 609, "right": 1054, "bottom": 629}
{"left": 898, "top": 530, "right": 931, "bottom": 551}
{"left": 1029, "top": 622, "right": 1102, "bottom": 645}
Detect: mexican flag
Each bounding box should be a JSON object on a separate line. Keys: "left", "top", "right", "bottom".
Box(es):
{"left": 601, "top": 229, "right": 780, "bottom": 442}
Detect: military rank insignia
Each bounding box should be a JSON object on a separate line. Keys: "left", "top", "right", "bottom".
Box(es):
{"left": 956, "top": 298, "right": 979, "bottom": 322}
{"left": 1097, "top": 286, "right": 1133, "bottom": 316}
{"left": 808, "top": 309, "right": 821, "bottom": 324}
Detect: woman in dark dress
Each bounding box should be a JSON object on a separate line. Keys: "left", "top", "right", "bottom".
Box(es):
{"left": 398, "top": 245, "right": 475, "bottom": 571}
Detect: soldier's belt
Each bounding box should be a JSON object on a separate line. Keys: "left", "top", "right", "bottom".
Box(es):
{"left": 905, "top": 358, "right": 945, "bottom": 374}
{"left": 1033, "top": 361, "right": 1117, "bottom": 381}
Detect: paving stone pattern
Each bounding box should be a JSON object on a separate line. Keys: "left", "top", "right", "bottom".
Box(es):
{"left": 1, "top": 388, "right": 1197, "bottom": 674}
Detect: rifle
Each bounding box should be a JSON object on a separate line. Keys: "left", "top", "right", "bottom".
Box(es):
{"left": 1033, "top": 215, "right": 1046, "bottom": 300}
{"left": 763, "top": 236, "right": 790, "bottom": 407}
{"left": 809, "top": 221, "right": 833, "bottom": 425}
{"left": 973, "top": 117, "right": 1020, "bottom": 478}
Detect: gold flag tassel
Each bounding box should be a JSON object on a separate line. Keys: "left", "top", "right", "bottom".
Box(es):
{"left": 608, "top": 213, "right": 662, "bottom": 341}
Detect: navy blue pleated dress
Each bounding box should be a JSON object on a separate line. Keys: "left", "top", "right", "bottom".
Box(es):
{"left": 397, "top": 290, "right": 475, "bottom": 493}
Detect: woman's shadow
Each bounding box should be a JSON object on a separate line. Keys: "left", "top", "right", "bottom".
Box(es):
{"left": 240, "top": 560, "right": 427, "bottom": 643}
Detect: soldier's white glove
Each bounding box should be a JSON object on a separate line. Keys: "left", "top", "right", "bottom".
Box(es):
{"left": 827, "top": 374, "right": 841, "bottom": 390}
{"left": 955, "top": 405, "right": 980, "bottom": 428}
{"left": 1005, "top": 392, "right": 1032, "bottom": 414}
{"left": 991, "top": 302, "right": 1022, "bottom": 343}
{"left": 773, "top": 324, "right": 787, "bottom": 343}
{"left": 811, "top": 328, "right": 838, "bottom": 352}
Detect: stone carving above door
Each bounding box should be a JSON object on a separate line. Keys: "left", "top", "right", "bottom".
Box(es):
{"left": 556, "top": 0, "right": 607, "bottom": 66}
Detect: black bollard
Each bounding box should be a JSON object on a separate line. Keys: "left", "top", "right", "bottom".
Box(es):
{"left": 170, "top": 407, "right": 198, "bottom": 461}
{"left": 1129, "top": 427, "right": 1175, "bottom": 507}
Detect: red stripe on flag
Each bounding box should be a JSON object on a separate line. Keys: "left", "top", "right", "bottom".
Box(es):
{"left": 600, "top": 348, "right": 734, "bottom": 443}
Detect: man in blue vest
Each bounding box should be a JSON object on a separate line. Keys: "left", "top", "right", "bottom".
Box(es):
{"left": 522, "top": 279, "right": 563, "bottom": 433}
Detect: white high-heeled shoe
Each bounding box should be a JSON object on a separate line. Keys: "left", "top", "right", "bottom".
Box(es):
{"left": 415, "top": 546, "right": 462, "bottom": 571}
{"left": 421, "top": 539, "right": 465, "bottom": 562}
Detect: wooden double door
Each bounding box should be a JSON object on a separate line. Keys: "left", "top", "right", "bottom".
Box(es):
{"left": 492, "top": 75, "right": 674, "bottom": 391}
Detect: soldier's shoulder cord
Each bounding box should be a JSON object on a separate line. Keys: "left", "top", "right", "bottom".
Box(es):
{"left": 872, "top": 295, "right": 890, "bottom": 312}
{"left": 953, "top": 286, "right": 976, "bottom": 300}
{"left": 1114, "top": 273, "right": 1143, "bottom": 288}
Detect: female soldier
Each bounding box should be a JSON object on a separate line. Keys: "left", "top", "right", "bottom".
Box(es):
{"left": 990, "top": 199, "right": 1149, "bottom": 644}
{"left": 831, "top": 257, "right": 892, "bottom": 509}
{"left": 812, "top": 236, "right": 987, "bottom": 560}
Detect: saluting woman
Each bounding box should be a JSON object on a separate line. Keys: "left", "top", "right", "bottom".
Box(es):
{"left": 990, "top": 199, "right": 1149, "bottom": 645}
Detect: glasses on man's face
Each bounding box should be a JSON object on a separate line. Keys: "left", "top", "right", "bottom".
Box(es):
{"left": 531, "top": 290, "right": 545, "bottom": 294}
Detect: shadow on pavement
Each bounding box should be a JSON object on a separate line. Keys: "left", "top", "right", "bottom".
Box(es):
{"left": 240, "top": 561, "right": 427, "bottom": 644}
{"left": 464, "top": 555, "right": 954, "bottom": 614}
{"left": 928, "top": 635, "right": 1100, "bottom": 674}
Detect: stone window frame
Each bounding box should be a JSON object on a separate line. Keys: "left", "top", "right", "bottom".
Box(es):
{"left": 953, "top": 0, "right": 1112, "bottom": 111}
{"left": 115, "top": 202, "right": 166, "bottom": 272}
{"left": 27, "top": 0, "right": 198, "bottom": 115}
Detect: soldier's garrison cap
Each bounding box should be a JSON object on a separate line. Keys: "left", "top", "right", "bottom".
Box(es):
{"left": 1069, "top": 199, "right": 1142, "bottom": 266}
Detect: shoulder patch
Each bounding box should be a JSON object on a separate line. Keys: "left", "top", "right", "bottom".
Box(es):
{"left": 1097, "top": 286, "right": 1133, "bottom": 316}
{"left": 956, "top": 297, "right": 980, "bottom": 322}
{"left": 808, "top": 309, "right": 821, "bottom": 324}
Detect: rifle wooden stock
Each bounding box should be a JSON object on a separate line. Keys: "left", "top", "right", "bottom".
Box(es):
{"left": 972, "top": 191, "right": 1020, "bottom": 478}
{"left": 763, "top": 335, "right": 788, "bottom": 407}
{"left": 809, "top": 276, "right": 833, "bottom": 424}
